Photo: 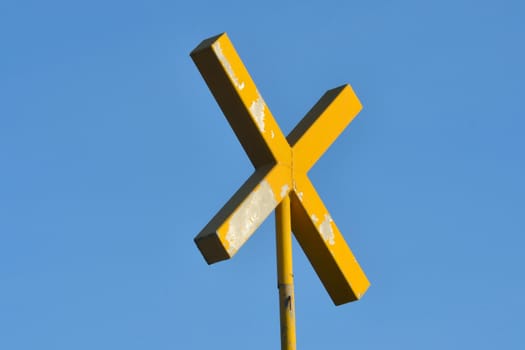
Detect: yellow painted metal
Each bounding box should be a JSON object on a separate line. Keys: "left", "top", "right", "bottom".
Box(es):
{"left": 288, "top": 85, "right": 369, "bottom": 305}
{"left": 288, "top": 85, "right": 362, "bottom": 173}
{"left": 191, "top": 33, "right": 291, "bottom": 168}
{"left": 291, "top": 173, "right": 369, "bottom": 305}
{"left": 276, "top": 195, "right": 296, "bottom": 350}
{"left": 195, "top": 164, "right": 291, "bottom": 263}
{"left": 191, "top": 32, "right": 369, "bottom": 306}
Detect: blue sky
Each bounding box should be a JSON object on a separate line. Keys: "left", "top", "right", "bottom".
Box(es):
{"left": 1, "top": 1, "right": 524, "bottom": 349}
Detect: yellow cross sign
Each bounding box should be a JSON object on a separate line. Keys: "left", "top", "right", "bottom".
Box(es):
{"left": 191, "top": 33, "right": 369, "bottom": 306}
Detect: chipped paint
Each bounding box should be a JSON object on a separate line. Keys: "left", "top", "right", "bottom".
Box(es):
{"left": 212, "top": 42, "right": 245, "bottom": 90}
{"left": 225, "top": 180, "right": 277, "bottom": 255}
{"left": 280, "top": 184, "right": 290, "bottom": 199}
{"left": 271, "top": 130, "right": 275, "bottom": 139}
{"left": 311, "top": 214, "right": 319, "bottom": 223}
{"left": 249, "top": 94, "right": 266, "bottom": 132}
{"left": 319, "top": 214, "right": 335, "bottom": 245}
{"left": 297, "top": 192, "right": 304, "bottom": 202}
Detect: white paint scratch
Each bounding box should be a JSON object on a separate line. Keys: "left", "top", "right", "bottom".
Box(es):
{"left": 212, "top": 42, "right": 245, "bottom": 91}
{"left": 226, "top": 181, "right": 276, "bottom": 255}
{"left": 280, "top": 184, "right": 290, "bottom": 199}
{"left": 319, "top": 214, "right": 335, "bottom": 245}
{"left": 311, "top": 214, "right": 319, "bottom": 223}
{"left": 270, "top": 130, "right": 275, "bottom": 139}
{"left": 249, "top": 94, "right": 266, "bottom": 132}
{"left": 297, "top": 192, "right": 304, "bottom": 202}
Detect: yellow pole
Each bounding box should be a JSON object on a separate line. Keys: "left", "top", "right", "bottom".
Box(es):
{"left": 276, "top": 195, "right": 296, "bottom": 350}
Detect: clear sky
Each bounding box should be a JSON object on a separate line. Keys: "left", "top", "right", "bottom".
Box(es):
{"left": 1, "top": 1, "right": 524, "bottom": 349}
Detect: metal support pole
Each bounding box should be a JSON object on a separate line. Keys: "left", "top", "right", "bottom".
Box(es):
{"left": 276, "top": 195, "right": 296, "bottom": 350}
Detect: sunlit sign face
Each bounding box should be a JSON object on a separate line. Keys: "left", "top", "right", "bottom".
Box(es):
{"left": 191, "top": 33, "right": 369, "bottom": 305}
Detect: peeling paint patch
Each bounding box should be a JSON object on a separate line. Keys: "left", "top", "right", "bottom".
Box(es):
{"left": 212, "top": 42, "right": 245, "bottom": 91}
{"left": 280, "top": 184, "right": 290, "bottom": 198}
{"left": 319, "top": 214, "right": 335, "bottom": 245}
{"left": 311, "top": 214, "right": 319, "bottom": 223}
{"left": 226, "top": 181, "right": 276, "bottom": 255}
{"left": 249, "top": 94, "right": 266, "bottom": 132}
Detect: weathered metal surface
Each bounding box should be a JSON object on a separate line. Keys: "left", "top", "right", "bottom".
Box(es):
{"left": 191, "top": 33, "right": 369, "bottom": 305}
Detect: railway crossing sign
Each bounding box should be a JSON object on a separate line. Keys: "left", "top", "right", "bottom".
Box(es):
{"left": 190, "top": 32, "right": 370, "bottom": 349}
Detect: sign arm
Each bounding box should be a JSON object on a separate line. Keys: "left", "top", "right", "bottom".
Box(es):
{"left": 191, "top": 33, "right": 291, "bottom": 168}
{"left": 289, "top": 85, "right": 362, "bottom": 173}
{"left": 291, "top": 174, "right": 370, "bottom": 305}
{"left": 195, "top": 164, "right": 291, "bottom": 264}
